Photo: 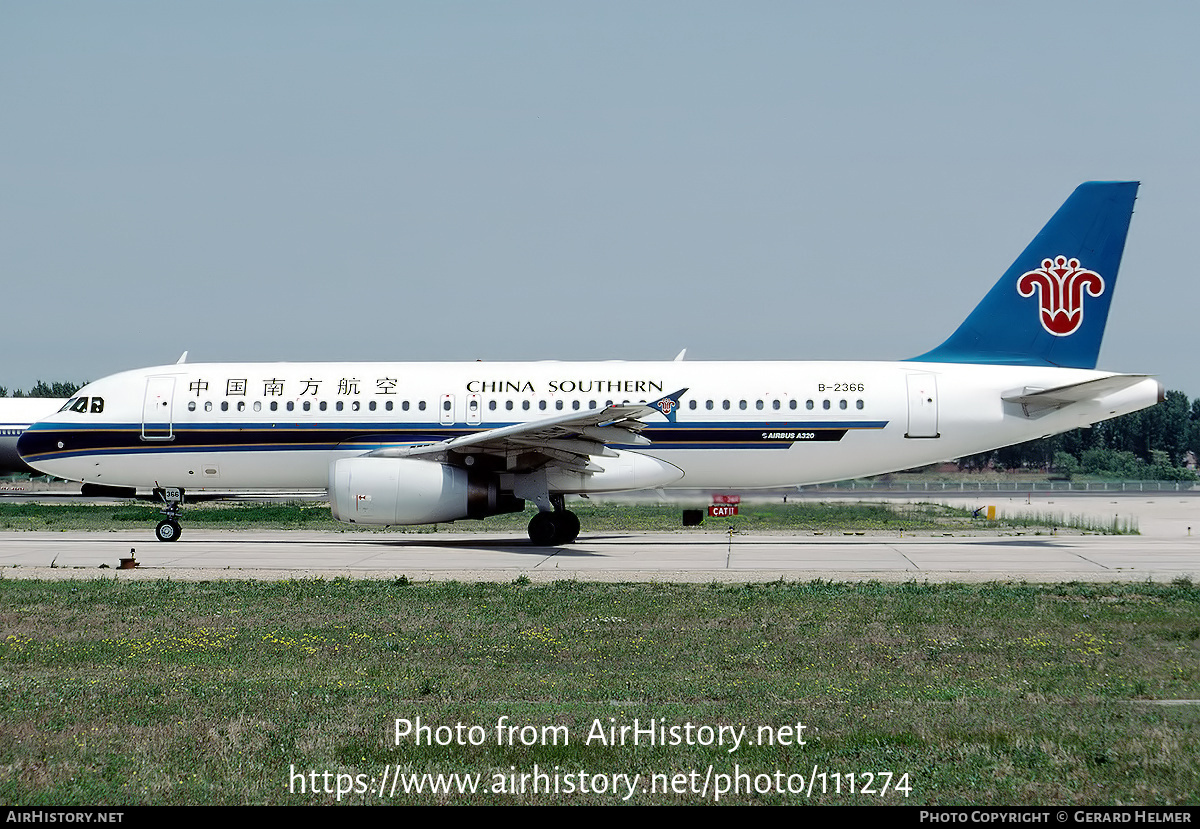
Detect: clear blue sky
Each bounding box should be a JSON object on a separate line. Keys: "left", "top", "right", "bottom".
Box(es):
{"left": 3, "top": 2, "right": 1197, "bottom": 393}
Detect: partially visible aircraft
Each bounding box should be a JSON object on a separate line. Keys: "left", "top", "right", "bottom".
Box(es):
{"left": 0, "top": 399, "right": 66, "bottom": 474}
{"left": 19, "top": 182, "right": 1162, "bottom": 544}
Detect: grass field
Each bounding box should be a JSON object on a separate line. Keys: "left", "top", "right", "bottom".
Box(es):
{"left": 0, "top": 499, "right": 1139, "bottom": 535}
{"left": 2, "top": 578, "right": 1196, "bottom": 805}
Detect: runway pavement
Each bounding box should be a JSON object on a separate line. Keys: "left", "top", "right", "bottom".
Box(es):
{"left": 0, "top": 493, "right": 1195, "bottom": 582}
{"left": 1, "top": 530, "right": 1196, "bottom": 583}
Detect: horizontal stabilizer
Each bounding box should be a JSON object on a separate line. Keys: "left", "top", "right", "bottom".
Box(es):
{"left": 1002, "top": 374, "right": 1156, "bottom": 416}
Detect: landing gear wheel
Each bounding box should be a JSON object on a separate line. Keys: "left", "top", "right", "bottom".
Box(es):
{"left": 527, "top": 510, "right": 580, "bottom": 545}
{"left": 553, "top": 510, "right": 580, "bottom": 544}
{"left": 155, "top": 520, "right": 182, "bottom": 542}
{"left": 153, "top": 487, "right": 185, "bottom": 543}
{"left": 528, "top": 512, "right": 558, "bottom": 546}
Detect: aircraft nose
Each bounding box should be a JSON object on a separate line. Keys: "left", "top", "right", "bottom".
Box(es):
{"left": 16, "top": 428, "right": 33, "bottom": 461}
{"left": 16, "top": 426, "right": 57, "bottom": 466}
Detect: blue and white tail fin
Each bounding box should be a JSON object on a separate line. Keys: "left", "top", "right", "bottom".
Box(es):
{"left": 912, "top": 181, "right": 1139, "bottom": 369}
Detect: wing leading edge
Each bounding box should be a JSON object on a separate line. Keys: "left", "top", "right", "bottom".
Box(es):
{"left": 365, "top": 388, "right": 689, "bottom": 473}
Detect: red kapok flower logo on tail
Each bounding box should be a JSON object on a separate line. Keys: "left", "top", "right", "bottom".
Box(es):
{"left": 1017, "top": 255, "right": 1105, "bottom": 337}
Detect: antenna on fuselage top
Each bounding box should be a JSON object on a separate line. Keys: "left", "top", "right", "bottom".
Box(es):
{"left": 176, "top": 351, "right": 188, "bottom": 364}
{"left": 673, "top": 349, "right": 687, "bottom": 361}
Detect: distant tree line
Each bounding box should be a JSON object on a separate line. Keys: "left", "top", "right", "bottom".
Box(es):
{"left": 958, "top": 390, "right": 1200, "bottom": 481}
{"left": 0, "top": 381, "right": 83, "bottom": 398}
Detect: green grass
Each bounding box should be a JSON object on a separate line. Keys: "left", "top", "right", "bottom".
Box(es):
{"left": 0, "top": 499, "right": 1139, "bottom": 535}
{"left": 2, "top": 578, "right": 1196, "bottom": 804}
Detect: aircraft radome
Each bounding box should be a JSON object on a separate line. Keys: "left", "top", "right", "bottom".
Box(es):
{"left": 18, "top": 182, "right": 1162, "bottom": 544}
{"left": 0, "top": 399, "right": 66, "bottom": 475}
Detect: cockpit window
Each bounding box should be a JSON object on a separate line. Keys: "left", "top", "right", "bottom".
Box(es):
{"left": 60, "top": 396, "right": 105, "bottom": 414}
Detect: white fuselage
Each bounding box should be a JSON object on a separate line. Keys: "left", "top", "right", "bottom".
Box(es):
{"left": 18, "top": 360, "right": 1160, "bottom": 492}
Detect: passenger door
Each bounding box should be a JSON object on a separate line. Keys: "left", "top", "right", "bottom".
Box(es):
{"left": 141, "top": 376, "right": 176, "bottom": 440}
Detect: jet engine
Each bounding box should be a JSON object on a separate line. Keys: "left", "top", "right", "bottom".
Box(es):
{"left": 328, "top": 456, "right": 524, "bottom": 526}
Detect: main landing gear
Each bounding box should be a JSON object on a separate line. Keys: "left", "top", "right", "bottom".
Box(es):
{"left": 527, "top": 510, "right": 580, "bottom": 545}
{"left": 526, "top": 495, "right": 580, "bottom": 546}
{"left": 154, "top": 487, "right": 184, "bottom": 542}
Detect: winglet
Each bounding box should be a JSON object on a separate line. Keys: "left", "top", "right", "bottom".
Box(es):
{"left": 648, "top": 388, "right": 688, "bottom": 423}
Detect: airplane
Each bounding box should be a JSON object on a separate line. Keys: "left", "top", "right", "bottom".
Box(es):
{"left": 0, "top": 399, "right": 66, "bottom": 475}
{"left": 17, "top": 181, "right": 1162, "bottom": 545}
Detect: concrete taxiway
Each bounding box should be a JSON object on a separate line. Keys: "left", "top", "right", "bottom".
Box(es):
{"left": 1, "top": 529, "right": 1197, "bottom": 583}
{"left": 0, "top": 493, "right": 1195, "bottom": 582}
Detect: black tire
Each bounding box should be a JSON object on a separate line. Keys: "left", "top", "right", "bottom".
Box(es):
{"left": 155, "top": 520, "right": 181, "bottom": 542}
{"left": 552, "top": 510, "right": 580, "bottom": 544}
{"left": 528, "top": 512, "right": 558, "bottom": 545}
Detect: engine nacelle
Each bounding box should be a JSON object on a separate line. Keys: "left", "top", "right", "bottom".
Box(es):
{"left": 329, "top": 457, "right": 524, "bottom": 526}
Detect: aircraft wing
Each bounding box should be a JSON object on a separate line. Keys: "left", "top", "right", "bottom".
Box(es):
{"left": 366, "top": 388, "right": 688, "bottom": 471}
{"left": 1002, "top": 374, "right": 1153, "bottom": 416}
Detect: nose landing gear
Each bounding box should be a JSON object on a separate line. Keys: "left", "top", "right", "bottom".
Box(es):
{"left": 153, "top": 487, "right": 184, "bottom": 542}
